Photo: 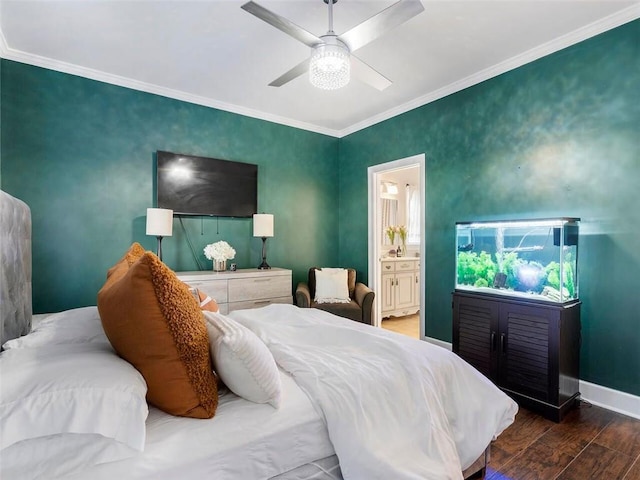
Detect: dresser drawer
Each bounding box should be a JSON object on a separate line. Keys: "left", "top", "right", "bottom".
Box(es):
{"left": 184, "top": 279, "right": 228, "bottom": 304}
{"left": 228, "top": 295, "right": 293, "bottom": 313}
{"left": 228, "top": 275, "right": 291, "bottom": 302}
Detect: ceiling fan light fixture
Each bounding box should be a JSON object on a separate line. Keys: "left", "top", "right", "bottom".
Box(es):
{"left": 309, "top": 41, "right": 350, "bottom": 90}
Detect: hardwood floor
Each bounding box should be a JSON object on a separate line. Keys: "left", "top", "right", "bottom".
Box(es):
{"left": 488, "top": 403, "right": 640, "bottom": 480}
{"left": 381, "top": 313, "right": 420, "bottom": 338}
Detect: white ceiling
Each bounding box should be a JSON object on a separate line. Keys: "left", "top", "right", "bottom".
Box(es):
{"left": 1, "top": 1, "right": 638, "bottom": 137}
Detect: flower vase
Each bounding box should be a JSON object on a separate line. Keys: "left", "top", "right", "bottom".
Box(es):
{"left": 213, "top": 259, "right": 227, "bottom": 272}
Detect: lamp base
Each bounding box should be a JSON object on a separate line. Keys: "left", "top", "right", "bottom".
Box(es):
{"left": 257, "top": 236, "right": 271, "bottom": 269}
{"left": 257, "top": 261, "right": 271, "bottom": 270}
{"left": 156, "top": 236, "right": 164, "bottom": 262}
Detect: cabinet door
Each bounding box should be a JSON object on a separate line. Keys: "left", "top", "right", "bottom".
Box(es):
{"left": 395, "top": 271, "right": 416, "bottom": 311}
{"left": 453, "top": 294, "right": 499, "bottom": 380}
{"left": 498, "top": 303, "right": 554, "bottom": 403}
{"left": 381, "top": 273, "right": 396, "bottom": 314}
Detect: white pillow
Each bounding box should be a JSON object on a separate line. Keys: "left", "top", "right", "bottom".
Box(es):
{"left": 2, "top": 306, "right": 108, "bottom": 350}
{"left": 0, "top": 342, "right": 148, "bottom": 475}
{"left": 314, "top": 268, "right": 351, "bottom": 304}
{"left": 203, "top": 311, "right": 282, "bottom": 408}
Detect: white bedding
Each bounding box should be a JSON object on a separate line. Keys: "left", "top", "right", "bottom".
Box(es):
{"left": 60, "top": 372, "right": 335, "bottom": 480}
{"left": 1, "top": 304, "right": 517, "bottom": 480}
{"left": 231, "top": 304, "right": 518, "bottom": 480}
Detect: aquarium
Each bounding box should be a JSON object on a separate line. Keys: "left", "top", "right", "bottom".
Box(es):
{"left": 455, "top": 218, "right": 579, "bottom": 303}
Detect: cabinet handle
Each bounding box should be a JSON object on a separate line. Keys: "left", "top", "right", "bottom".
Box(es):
{"left": 253, "top": 300, "right": 271, "bottom": 305}
{"left": 385, "top": 265, "right": 392, "bottom": 270}
{"left": 415, "top": 276, "right": 418, "bottom": 284}
{"left": 490, "top": 332, "right": 496, "bottom": 352}
{"left": 500, "top": 333, "right": 506, "bottom": 354}
{"left": 252, "top": 279, "right": 271, "bottom": 283}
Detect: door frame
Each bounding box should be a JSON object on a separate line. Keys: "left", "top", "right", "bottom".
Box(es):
{"left": 367, "top": 154, "right": 426, "bottom": 337}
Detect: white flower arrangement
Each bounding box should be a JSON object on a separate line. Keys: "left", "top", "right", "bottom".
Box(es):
{"left": 204, "top": 241, "right": 236, "bottom": 262}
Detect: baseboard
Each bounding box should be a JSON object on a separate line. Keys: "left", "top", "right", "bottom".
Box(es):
{"left": 423, "top": 336, "right": 640, "bottom": 420}
{"left": 579, "top": 380, "right": 640, "bottom": 420}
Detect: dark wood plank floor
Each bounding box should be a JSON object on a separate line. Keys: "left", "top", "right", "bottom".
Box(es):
{"left": 488, "top": 403, "right": 640, "bottom": 480}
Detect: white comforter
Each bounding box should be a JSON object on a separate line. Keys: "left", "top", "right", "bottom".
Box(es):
{"left": 231, "top": 304, "right": 518, "bottom": 480}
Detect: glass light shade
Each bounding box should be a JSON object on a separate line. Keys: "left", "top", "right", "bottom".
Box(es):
{"left": 309, "top": 43, "right": 350, "bottom": 90}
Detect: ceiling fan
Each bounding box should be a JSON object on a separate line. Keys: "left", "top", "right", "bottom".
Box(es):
{"left": 241, "top": 0, "right": 424, "bottom": 91}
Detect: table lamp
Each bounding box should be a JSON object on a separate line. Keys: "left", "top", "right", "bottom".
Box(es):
{"left": 253, "top": 213, "right": 274, "bottom": 269}
{"left": 146, "top": 208, "right": 173, "bottom": 261}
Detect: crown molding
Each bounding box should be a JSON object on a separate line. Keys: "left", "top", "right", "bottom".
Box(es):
{"left": 1, "top": 4, "right": 638, "bottom": 139}
{"left": 0, "top": 38, "right": 340, "bottom": 138}
{"left": 337, "top": 4, "right": 640, "bottom": 138}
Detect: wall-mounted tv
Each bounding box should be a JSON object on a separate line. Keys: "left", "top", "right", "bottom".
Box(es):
{"left": 156, "top": 151, "right": 258, "bottom": 217}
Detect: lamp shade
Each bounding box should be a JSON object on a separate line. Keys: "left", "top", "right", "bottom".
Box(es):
{"left": 253, "top": 214, "right": 274, "bottom": 238}
{"left": 146, "top": 208, "right": 173, "bottom": 237}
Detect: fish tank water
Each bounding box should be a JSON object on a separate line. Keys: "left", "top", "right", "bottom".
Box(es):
{"left": 455, "top": 218, "right": 579, "bottom": 303}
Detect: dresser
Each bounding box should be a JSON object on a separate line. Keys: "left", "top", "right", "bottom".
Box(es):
{"left": 380, "top": 258, "right": 420, "bottom": 318}
{"left": 177, "top": 268, "right": 292, "bottom": 315}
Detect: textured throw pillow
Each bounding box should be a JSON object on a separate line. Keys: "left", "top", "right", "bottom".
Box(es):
{"left": 204, "top": 311, "right": 282, "bottom": 408}
{"left": 314, "top": 268, "right": 351, "bottom": 304}
{"left": 97, "top": 251, "right": 218, "bottom": 419}
{"left": 105, "top": 242, "right": 146, "bottom": 281}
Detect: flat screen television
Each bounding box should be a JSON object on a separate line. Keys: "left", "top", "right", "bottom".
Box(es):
{"left": 156, "top": 151, "right": 258, "bottom": 217}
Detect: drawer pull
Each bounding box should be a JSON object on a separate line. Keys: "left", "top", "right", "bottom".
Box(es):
{"left": 252, "top": 279, "right": 271, "bottom": 283}
{"left": 253, "top": 300, "right": 271, "bottom": 305}
{"left": 385, "top": 265, "right": 392, "bottom": 270}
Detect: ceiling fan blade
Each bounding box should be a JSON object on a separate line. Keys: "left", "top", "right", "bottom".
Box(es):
{"left": 241, "top": 1, "right": 323, "bottom": 48}
{"left": 350, "top": 55, "right": 392, "bottom": 91}
{"left": 339, "top": 0, "right": 424, "bottom": 52}
{"left": 268, "top": 58, "right": 311, "bottom": 87}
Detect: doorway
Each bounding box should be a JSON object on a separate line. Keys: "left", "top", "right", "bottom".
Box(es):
{"left": 367, "top": 154, "right": 426, "bottom": 338}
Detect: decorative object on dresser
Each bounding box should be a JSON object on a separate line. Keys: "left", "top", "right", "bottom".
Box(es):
{"left": 452, "top": 218, "right": 581, "bottom": 422}
{"left": 253, "top": 213, "right": 274, "bottom": 269}
{"left": 203, "top": 240, "right": 236, "bottom": 272}
{"left": 145, "top": 208, "right": 173, "bottom": 261}
{"left": 178, "top": 268, "right": 292, "bottom": 315}
{"left": 381, "top": 258, "right": 420, "bottom": 319}
{"left": 296, "top": 267, "right": 375, "bottom": 325}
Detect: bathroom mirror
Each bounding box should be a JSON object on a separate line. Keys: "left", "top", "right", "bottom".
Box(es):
{"left": 381, "top": 198, "right": 398, "bottom": 245}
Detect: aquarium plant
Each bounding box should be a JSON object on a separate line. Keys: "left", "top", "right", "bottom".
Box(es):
{"left": 457, "top": 251, "right": 497, "bottom": 288}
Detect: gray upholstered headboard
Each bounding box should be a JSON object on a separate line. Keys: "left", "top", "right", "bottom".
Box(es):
{"left": 0, "top": 190, "right": 32, "bottom": 346}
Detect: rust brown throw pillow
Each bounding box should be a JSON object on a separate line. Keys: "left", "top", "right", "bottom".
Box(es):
{"left": 97, "top": 251, "right": 218, "bottom": 419}
{"left": 105, "top": 242, "right": 146, "bottom": 281}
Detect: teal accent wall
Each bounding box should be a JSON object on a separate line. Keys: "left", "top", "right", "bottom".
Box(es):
{"left": 1, "top": 20, "right": 638, "bottom": 398}
{"left": 339, "top": 20, "right": 640, "bottom": 396}
{"left": 1, "top": 61, "right": 339, "bottom": 313}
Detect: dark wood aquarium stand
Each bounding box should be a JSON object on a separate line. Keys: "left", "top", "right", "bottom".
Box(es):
{"left": 452, "top": 291, "right": 581, "bottom": 422}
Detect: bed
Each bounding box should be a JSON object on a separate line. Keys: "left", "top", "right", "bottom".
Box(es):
{"left": 0, "top": 190, "right": 517, "bottom": 480}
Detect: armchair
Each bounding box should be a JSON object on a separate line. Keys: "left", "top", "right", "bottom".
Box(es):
{"left": 296, "top": 267, "right": 375, "bottom": 325}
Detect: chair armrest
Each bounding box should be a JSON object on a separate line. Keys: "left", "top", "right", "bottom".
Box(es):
{"left": 354, "top": 282, "right": 375, "bottom": 325}
{"left": 295, "top": 282, "right": 311, "bottom": 308}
